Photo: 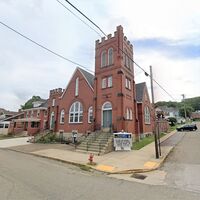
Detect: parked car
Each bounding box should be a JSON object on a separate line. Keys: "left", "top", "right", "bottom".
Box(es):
{"left": 176, "top": 124, "right": 198, "bottom": 132}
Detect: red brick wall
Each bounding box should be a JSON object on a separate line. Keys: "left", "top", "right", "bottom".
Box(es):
{"left": 191, "top": 112, "right": 200, "bottom": 119}
{"left": 48, "top": 88, "right": 63, "bottom": 132}
{"left": 48, "top": 70, "right": 94, "bottom": 134}
{"left": 137, "top": 86, "right": 153, "bottom": 135}
{"left": 94, "top": 25, "right": 137, "bottom": 134}
{"left": 24, "top": 108, "right": 48, "bottom": 132}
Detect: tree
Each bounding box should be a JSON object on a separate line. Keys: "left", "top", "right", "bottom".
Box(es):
{"left": 184, "top": 96, "right": 200, "bottom": 111}
{"left": 21, "top": 96, "right": 42, "bottom": 109}
{"left": 168, "top": 117, "right": 177, "bottom": 126}
{"left": 155, "top": 101, "right": 179, "bottom": 108}
{"left": 179, "top": 105, "right": 194, "bottom": 118}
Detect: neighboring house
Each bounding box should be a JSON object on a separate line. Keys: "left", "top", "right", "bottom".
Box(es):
{"left": 136, "top": 82, "right": 153, "bottom": 137}
{"left": 0, "top": 108, "right": 19, "bottom": 120}
{"left": 156, "top": 106, "right": 179, "bottom": 119}
{"left": 0, "top": 121, "right": 10, "bottom": 135}
{"left": 9, "top": 100, "right": 48, "bottom": 135}
{"left": 0, "top": 112, "right": 24, "bottom": 135}
{"left": 191, "top": 111, "right": 200, "bottom": 120}
{"left": 47, "top": 26, "right": 151, "bottom": 139}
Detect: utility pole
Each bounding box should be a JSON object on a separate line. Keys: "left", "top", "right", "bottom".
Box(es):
{"left": 150, "top": 66, "right": 159, "bottom": 159}
{"left": 181, "top": 94, "right": 187, "bottom": 120}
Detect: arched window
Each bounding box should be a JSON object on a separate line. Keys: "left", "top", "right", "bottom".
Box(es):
{"left": 102, "top": 102, "right": 112, "bottom": 128}
{"left": 145, "top": 107, "right": 151, "bottom": 124}
{"left": 102, "top": 102, "right": 112, "bottom": 110}
{"left": 60, "top": 109, "right": 65, "bottom": 124}
{"left": 101, "top": 50, "right": 107, "bottom": 67}
{"left": 88, "top": 106, "right": 93, "bottom": 123}
{"left": 69, "top": 101, "right": 83, "bottom": 123}
{"left": 108, "top": 48, "right": 113, "bottom": 65}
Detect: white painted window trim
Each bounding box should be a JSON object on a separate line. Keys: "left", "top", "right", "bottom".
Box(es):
{"left": 88, "top": 106, "right": 93, "bottom": 123}
{"left": 108, "top": 48, "right": 113, "bottom": 65}
{"left": 125, "top": 78, "right": 128, "bottom": 88}
{"left": 126, "top": 108, "right": 130, "bottom": 120}
{"left": 128, "top": 79, "right": 131, "bottom": 90}
{"left": 50, "top": 112, "right": 54, "bottom": 129}
{"left": 52, "top": 99, "right": 55, "bottom": 107}
{"left": 107, "top": 76, "right": 112, "bottom": 87}
{"left": 101, "top": 50, "right": 107, "bottom": 67}
{"left": 60, "top": 109, "right": 65, "bottom": 124}
{"left": 69, "top": 101, "right": 83, "bottom": 123}
{"left": 125, "top": 78, "right": 131, "bottom": 90}
{"left": 101, "top": 101, "right": 112, "bottom": 126}
{"left": 145, "top": 107, "right": 151, "bottom": 124}
{"left": 102, "top": 78, "right": 107, "bottom": 89}
{"left": 129, "top": 109, "right": 133, "bottom": 120}
{"left": 75, "top": 77, "right": 79, "bottom": 96}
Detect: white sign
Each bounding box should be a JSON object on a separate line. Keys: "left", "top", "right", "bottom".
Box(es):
{"left": 113, "top": 132, "right": 132, "bottom": 151}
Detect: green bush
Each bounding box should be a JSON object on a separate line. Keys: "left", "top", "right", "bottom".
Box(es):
{"left": 168, "top": 117, "right": 177, "bottom": 126}
{"left": 35, "top": 133, "right": 57, "bottom": 143}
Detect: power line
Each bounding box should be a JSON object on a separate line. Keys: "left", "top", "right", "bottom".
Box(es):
{"left": 56, "top": 0, "right": 102, "bottom": 37}
{"left": 63, "top": 0, "right": 107, "bottom": 36}
{"left": 61, "top": 0, "right": 176, "bottom": 101}
{"left": 119, "top": 47, "right": 177, "bottom": 100}
{"left": 0, "top": 20, "right": 93, "bottom": 73}
{"left": 153, "top": 79, "right": 176, "bottom": 100}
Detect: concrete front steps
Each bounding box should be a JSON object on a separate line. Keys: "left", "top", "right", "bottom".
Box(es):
{"left": 76, "top": 131, "right": 113, "bottom": 155}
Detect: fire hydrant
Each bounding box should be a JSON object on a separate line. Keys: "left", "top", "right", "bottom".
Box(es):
{"left": 88, "top": 153, "right": 94, "bottom": 165}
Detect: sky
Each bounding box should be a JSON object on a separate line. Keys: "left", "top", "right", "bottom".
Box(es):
{"left": 0, "top": 0, "right": 200, "bottom": 111}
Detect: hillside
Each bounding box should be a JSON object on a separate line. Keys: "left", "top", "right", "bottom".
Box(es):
{"left": 155, "top": 96, "right": 200, "bottom": 117}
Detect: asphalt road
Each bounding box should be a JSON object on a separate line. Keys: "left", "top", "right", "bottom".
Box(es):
{"left": 161, "top": 122, "right": 200, "bottom": 193}
{"left": 1, "top": 149, "right": 200, "bottom": 200}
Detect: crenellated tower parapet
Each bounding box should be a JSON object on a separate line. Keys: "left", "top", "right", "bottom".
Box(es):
{"left": 49, "top": 88, "right": 64, "bottom": 98}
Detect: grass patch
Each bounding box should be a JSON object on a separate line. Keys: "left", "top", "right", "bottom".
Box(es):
{"left": 132, "top": 132, "right": 165, "bottom": 150}
{"left": 79, "top": 165, "right": 91, "bottom": 171}
{"left": 169, "top": 125, "right": 178, "bottom": 132}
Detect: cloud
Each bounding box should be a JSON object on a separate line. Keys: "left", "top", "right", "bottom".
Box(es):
{"left": 135, "top": 50, "right": 200, "bottom": 101}
{"left": 133, "top": 38, "right": 200, "bottom": 59}
{"left": 106, "top": 0, "right": 200, "bottom": 41}
{"left": 0, "top": 0, "right": 200, "bottom": 111}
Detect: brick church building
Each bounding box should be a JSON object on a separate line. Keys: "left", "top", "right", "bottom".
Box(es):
{"left": 47, "top": 26, "right": 153, "bottom": 139}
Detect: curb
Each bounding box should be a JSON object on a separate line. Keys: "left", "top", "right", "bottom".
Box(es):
{"left": 109, "top": 146, "right": 175, "bottom": 174}
{"left": 2, "top": 147, "right": 157, "bottom": 174}
{"left": 1, "top": 130, "right": 178, "bottom": 175}
{"left": 2, "top": 148, "right": 93, "bottom": 171}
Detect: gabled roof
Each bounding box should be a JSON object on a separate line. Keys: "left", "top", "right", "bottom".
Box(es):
{"left": 60, "top": 67, "right": 94, "bottom": 99}
{"left": 0, "top": 108, "right": 19, "bottom": 117}
{"left": 136, "top": 82, "right": 146, "bottom": 102}
{"left": 78, "top": 67, "right": 94, "bottom": 88}
{"left": 39, "top": 100, "right": 48, "bottom": 108}
{"left": 1, "top": 112, "right": 24, "bottom": 122}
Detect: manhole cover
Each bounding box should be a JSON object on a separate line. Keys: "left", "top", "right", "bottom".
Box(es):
{"left": 131, "top": 173, "right": 147, "bottom": 180}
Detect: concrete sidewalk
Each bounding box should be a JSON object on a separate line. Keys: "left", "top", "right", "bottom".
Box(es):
{"left": 0, "top": 136, "right": 32, "bottom": 148}
{"left": 4, "top": 130, "right": 177, "bottom": 174}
